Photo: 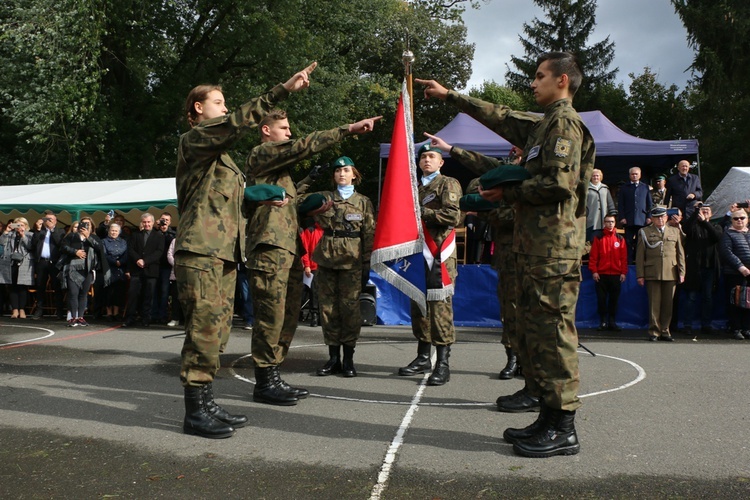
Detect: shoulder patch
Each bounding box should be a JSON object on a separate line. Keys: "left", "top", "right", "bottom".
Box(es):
{"left": 554, "top": 138, "right": 572, "bottom": 158}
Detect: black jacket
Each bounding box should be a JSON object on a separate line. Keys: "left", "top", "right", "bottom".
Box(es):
{"left": 127, "top": 230, "right": 165, "bottom": 278}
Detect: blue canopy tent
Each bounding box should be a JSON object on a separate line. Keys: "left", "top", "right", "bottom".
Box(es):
{"left": 378, "top": 111, "right": 700, "bottom": 198}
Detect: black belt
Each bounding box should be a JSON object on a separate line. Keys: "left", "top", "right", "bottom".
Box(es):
{"left": 323, "top": 229, "right": 361, "bottom": 238}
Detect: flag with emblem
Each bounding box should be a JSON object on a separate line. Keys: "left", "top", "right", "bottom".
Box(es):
{"left": 371, "top": 81, "right": 427, "bottom": 315}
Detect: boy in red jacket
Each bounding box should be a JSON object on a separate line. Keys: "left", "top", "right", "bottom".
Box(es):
{"left": 588, "top": 214, "right": 629, "bottom": 330}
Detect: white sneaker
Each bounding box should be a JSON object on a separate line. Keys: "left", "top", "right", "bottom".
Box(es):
{"left": 243, "top": 324, "right": 253, "bottom": 330}
{"left": 167, "top": 320, "right": 179, "bottom": 327}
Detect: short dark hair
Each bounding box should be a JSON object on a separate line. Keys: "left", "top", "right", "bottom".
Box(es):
{"left": 537, "top": 51, "right": 583, "bottom": 95}
{"left": 259, "top": 109, "right": 288, "bottom": 130}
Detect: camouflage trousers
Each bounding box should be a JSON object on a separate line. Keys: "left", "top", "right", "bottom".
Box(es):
{"left": 175, "top": 251, "right": 236, "bottom": 388}
{"left": 495, "top": 244, "right": 517, "bottom": 350}
{"left": 247, "top": 245, "right": 303, "bottom": 368}
{"left": 515, "top": 253, "right": 582, "bottom": 412}
{"left": 317, "top": 266, "right": 362, "bottom": 347}
{"left": 409, "top": 296, "right": 456, "bottom": 346}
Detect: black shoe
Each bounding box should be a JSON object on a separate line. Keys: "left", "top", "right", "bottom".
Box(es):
{"left": 658, "top": 335, "right": 674, "bottom": 342}
{"left": 398, "top": 341, "right": 432, "bottom": 376}
{"left": 32, "top": 309, "right": 43, "bottom": 320}
{"left": 597, "top": 319, "right": 608, "bottom": 331}
{"left": 342, "top": 345, "right": 357, "bottom": 378}
{"left": 497, "top": 392, "right": 540, "bottom": 413}
{"left": 499, "top": 347, "right": 518, "bottom": 380}
{"left": 504, "top": 401, "right": 550, "bottom": 444}
{"left": 317, "top": 345, "right": 342, "bottom": 376}
{"left": 121, "top": 320, "right": 135, "bottom": 328}
{"left": 743, "top": 330, "right": 750, "bottom": 340}
{"left": 608, "top": 316, "right": 621, "bottom": 332}
{"left": 497, "top": 387, "right": 528, "bottom": 403}
{"left": 183, "top": 386, "right": 235, "bottom": 439}
{"left": 253, "top": 367, "right": 298, "bottom": 406}
{"left": 512, "top": 409, "right": 580, "bottom": 458}
{"left": 271, "top": 366, "right": 309, "bottom": 399}
{"left": 426, "top": 345, "right": 450, "bottom": 386}
{"left": 202, "top": 383, "right": 248, "bottom": 428}
{"left": 648, "top": 335, "right": 658, "bottom": 342}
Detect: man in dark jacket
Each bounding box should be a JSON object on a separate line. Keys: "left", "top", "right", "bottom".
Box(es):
{"left": 683, "top": 203, "right": 722, "bottom": 334}
{"left": 665, "top": 159, "right": 703, "bottom": 221}
{"left": 31, "top": 211, "right": 66, "bottom": 319}
{"left": 618, "top": 166, "right": 653, "bottom": 263}
{"left": 122, "top": 213, "right": 164, "bottom": 327}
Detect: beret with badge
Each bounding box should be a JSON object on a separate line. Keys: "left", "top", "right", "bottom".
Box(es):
{"left": 417, "top": 143, "right": 443, "bottom": 158}
{"left": 297, "top": 193, "right": 328, "bottom": 215}
{"left": 333, "top": 155, "right": 355, "bottom": 167}
{"left": 650, "top": 205, "right": 668, "bottom": 217}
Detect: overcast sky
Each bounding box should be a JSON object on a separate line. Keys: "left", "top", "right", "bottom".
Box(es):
{"left": 459, "top": 0, "right": 696, "bottom": 93}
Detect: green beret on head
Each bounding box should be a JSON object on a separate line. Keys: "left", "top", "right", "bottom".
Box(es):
{"left": 333, "top": 156, "right": 355, "bottom": 168}
{"left": 298, "top": 193, "right": 327, "bottom": 214}
{"left": 479, "top": 165, "right": 531, "bottom": 189}
{"left": 460, "top": 193, "right": 499, "bottom": 212}
{"left": 417, "top": 143, "right": 442, "bottom": 158}
{"left": 650, "top": 205, "right": 668, "bottom": 217}
{"left": 244, "top": 184, "right": 286, "bottom": 202}
{"left": 655, "top": 174, "right": 667, "bottom": 181}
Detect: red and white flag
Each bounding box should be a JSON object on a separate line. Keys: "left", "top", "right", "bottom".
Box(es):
{"left": 371, "top": 81, "right": 427, "bottom": 315}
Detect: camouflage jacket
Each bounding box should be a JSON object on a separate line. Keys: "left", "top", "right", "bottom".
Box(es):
{"left": 447, "top": 93, "right": 595, "bottom": 259}
{"left": 419, "top": 173, "right": 462, "bottom": 249}
{"left": 245, "top": 126, "right": 351, "bottom": 256}
{"left": 311, "top": 190, "right": 375, "bottom": 270}
{"left": 175, "top": 84, "right": 289, "bottom": 262}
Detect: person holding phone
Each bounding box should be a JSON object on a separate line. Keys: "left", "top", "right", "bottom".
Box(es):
{"left": 0, "top": 217, "right": 34, "bottom": 318}
{"left": 57, "top": 217, "right": 110, "bottom": 327}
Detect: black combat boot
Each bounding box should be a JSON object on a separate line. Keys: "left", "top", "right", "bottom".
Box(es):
{"left": 317, "top": 345, "right": 342, "bottom": 376}
{"left": 498, "top": 347, "right": 518, "bottom": 380}
{"left": 497, "top": 388, "right": 541, "bottom": 413}
{"left": 597, "top": 316, "right": 608, "bottom": 331}
{"left": 512, "top": 409, "right": 580, "bottom": 458}
{"left": 398, "top": 341, "right": 432, "bottom": 376}
{"left": 342, "top": 345, "right": 357, "bottom": 378}
{"left": 497, "top": 386, "right": 527, "bottom": 403}
{"left": 608, "top": 314, "right": 621, "bottom": 331}
{"left": 272, "top": 366, "right": 309, "bottom": 399}
{"left": 427, "top": 345, "right": 450, "bottom": 386}
{"left": 183, "top": 386, "right": 235, "bottom": 439}
{"left": 503, "top": 400, "right": 549, "bottom": 444}
{"left": 202, "top": 383, "right": 248, "bottom": 428}
{"left": 253, "top": 367, "right": 298, "bottom": 406}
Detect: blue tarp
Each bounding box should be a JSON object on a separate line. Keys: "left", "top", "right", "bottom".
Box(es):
{"left": 369, "top": 264, "right": 727, "bottom": 329}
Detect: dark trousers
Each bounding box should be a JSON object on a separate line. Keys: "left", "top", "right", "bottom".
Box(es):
{"left": 125, "top": 273, "right": 156, "bottom": 324}
{"left": 624, "top": 225, "right": 643, "bottom": 264}
{"left": 155, "top": 266, "right": 172, "bottom": 321}
{"left": 725, "top": 274, "right": 750, "bottom": 331}
{"left": 595, "top": 274, "right": 621, "bottom": 318}
{"left": 35, "top": 258, "right": 64, "bottom": 315}
{"left": 684, "top": 267, "right": 716, "bottom": 329}
{"left": 67, "top": 272, "right": 94, "bottom": 318}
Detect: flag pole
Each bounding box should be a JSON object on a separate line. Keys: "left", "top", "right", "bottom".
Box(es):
{"left": 402, "top": 47, "right": 414, "bottom": 125}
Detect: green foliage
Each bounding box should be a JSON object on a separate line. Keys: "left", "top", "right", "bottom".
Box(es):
{"left": 467, "top": 81, "right": 529, "bottom": 111}
{"left": 504, "top": 0, "right": 617, "bottom": 111}
{"left": 672, "top": 0, "right": 750, "bottom": 189}
{"left": 625, "top": 68, "right": 691, "bottom": 141}
{"left": 0, "top": 0, "right": 475, "bottom": 200}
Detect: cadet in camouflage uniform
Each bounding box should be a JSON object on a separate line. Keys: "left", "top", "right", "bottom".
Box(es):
{"left": 417, "top": 51, "right": 595, "bottom": 457}
{"left": 423, "top": 134, "right": 524, "bottom": 385}
{"left": 306, "top": 156, "right": 375, "bottom": 378}
{"left": 398, "top": 143, "right": 462, "bottom": 386}
{"left": 245, "top": 110, "right": 381, "bottom": 406}
{"left": 176, "top": 63, "right": 317, "bottom": 439}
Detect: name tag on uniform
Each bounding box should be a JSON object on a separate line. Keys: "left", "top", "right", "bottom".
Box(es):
{"left": 422, "top": 193, "right": 436, "bottom": 205}
{"left": 526, "top": 145, "right": 540, "bottom": 161}
{"left": 345, "top": 213, "right": 363, "bottom": 221}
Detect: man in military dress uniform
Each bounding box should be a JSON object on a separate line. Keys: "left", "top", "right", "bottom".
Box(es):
{"left": 416, "top": 51, "right": 595, "bottom": 458}
{"left": 397, "top": 143, "right": 462, "bottom": 386}
{"left": 245, "top": 109, "right": 381, "bottom": 406}
{"left": 636, "top": 205, "right": 686, "bottom": 341}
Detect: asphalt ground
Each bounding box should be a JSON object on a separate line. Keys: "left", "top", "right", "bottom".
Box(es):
{"left": 1, "top": 317, "right": 749, "bottom": 499}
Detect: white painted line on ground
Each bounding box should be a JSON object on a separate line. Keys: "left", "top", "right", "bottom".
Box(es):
{"left": 578, "top": 351, "right": 647, "bottom": 398}
{"left": 0, "top": 324, "right": 55, "bottom": 347}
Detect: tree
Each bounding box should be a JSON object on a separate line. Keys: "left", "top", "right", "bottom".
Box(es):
{"left": 672, "top": 0, "right": 750, "bottom": 190}
{"left": 625, "top": 68, "right": 690, "bottom": 141}
{"left": 467, "top": 81, "right": 529, "bottom": 111}
{"left": 505, "top": 0, "right": 617, "bottom": 111}
{"left": 0, "top": 0, "right": 475, "bottom": 203}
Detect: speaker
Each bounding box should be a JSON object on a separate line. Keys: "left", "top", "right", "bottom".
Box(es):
{"left": 359, "top": 284, "right": 377, "bottom": 326}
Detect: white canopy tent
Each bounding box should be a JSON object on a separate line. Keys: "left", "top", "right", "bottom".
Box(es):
{"left": 705, "top": 167, "right": 750, "bottom": 218}
{"left": 0, "top": 178, "right": 178, "bottom": 227}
